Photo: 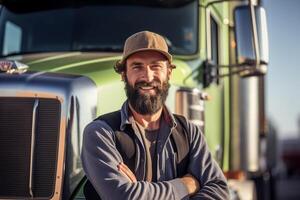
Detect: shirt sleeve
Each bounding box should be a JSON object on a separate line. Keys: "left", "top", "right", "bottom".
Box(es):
{"left": 81, "top": 120, "right": 189, "bottom": 200}
{"left": 186, "top": 121, "right": 230, "bottom": 200}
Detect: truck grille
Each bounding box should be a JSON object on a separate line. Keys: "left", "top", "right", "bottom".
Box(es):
{"left": 0, "top": 97, "right": 60, "bottom": 199}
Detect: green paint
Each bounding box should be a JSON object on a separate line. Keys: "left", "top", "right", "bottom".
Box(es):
{"left": 16, "top": 0, "right": 240, "bottom": 173}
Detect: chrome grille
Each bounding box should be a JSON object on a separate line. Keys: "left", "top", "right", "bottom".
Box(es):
{"left": 0, "top": 97, "right": 60, "bottom": 199}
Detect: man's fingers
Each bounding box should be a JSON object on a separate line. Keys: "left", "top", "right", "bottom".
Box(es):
{"left": 120, "top": 162, "right": 132, "bottom": 173}
{"left": 118, "top": 163, "right": 137, "bottom": 183}
{"left": 118, "top": 162, "right": 137, "bottom": 183}
{"left": 118, "top": 165, "right": 133, "bottom": 183}
{"left": 181, "top": 173, "right": 200, "bottom": 196}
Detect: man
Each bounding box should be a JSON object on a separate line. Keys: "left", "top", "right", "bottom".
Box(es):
{"left": 81, "top": 31, "right": 229, "bottom": 199}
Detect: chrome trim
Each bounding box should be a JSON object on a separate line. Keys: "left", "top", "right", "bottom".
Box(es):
{"left": 240, "top": 77, "right": 259, "bottom": 171}
{"left": 0, "top": 60, "right": 29, "bottom": 74}
{"left": 175, "top": 87, "right": 205, "bottom": 128}
{"left": 249, "top": 0, "right": 260, "bottom": 66}
{"left": 29, "top": 99, "right": 39, "bottom": 197}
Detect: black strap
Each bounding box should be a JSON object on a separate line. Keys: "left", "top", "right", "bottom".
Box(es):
{"left": 96, "top": 110, "right": 121, "bottom": 132}
{"left": 84, "top": 111, "right": 136, "bottom": 200}
{"left": 171, "top": 114, "right": 190, "bottom": 177}
{"left": 97, "top": 111, "right": 136, "bottom": 170}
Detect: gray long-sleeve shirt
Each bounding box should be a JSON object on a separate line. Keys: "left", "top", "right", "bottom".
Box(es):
{"left": 81, "top": 101, "right": 229, "bottom": 199}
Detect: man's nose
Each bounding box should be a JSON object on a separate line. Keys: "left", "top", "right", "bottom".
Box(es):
{"left": 143, "top": 66, "right": 155, "bottom": 82}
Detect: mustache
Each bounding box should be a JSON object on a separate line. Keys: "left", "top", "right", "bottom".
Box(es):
{"left": 134, "top": 80, "right": 161, "bottom": 88}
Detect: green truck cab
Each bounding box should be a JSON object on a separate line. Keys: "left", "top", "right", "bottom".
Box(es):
{"left": 0, "top": 0, "right": 269, "bottom": 199}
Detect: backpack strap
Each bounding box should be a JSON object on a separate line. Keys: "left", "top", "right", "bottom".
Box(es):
{"left": 84, "top": 110, "right": 135, "bottom": 200}
{"left": 95, "top": 110, "right": 121, "bottom": 131}
{"left": 171, "top": 114, "right": 190, "bottom": 177}
{"left": 96, "top": 110, "right": 136, "bottom": 169}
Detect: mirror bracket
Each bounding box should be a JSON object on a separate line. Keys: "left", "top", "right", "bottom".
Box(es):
{"left": 189, "top": 60, "right": 267, "bottom": 88}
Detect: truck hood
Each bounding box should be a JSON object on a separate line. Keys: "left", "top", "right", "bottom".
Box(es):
{"left": 4, "top": 52, "right": 195, "bottom": 87}
{"left": 5, "top": 52, "right": 121, "bottom": 85}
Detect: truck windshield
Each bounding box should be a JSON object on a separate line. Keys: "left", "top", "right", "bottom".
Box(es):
{"left": 0, "top": 1, "right": 198, "bottom": 57}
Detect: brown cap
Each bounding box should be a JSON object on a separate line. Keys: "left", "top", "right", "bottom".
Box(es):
{"left": 114, "top": 31, "right": 174, "bottom": 73}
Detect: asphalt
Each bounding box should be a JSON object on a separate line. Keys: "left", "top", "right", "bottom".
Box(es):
{"left": 275, "top": 176, "right": 300, "bottom": 200}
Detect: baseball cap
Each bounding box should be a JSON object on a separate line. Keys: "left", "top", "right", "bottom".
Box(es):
{"left": 114, "top": 31, "right": 174, "bottom": 73}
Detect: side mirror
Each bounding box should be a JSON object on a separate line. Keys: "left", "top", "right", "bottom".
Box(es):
{"left": 193, "top": 4, "right": 269, "bottom": 88}
{"left": 234, "top": 5, "right": 269, "bottom": 76}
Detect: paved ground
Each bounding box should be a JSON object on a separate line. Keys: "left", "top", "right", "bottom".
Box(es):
{"left": 276, "top": 176, "right": 300, "bottom": 200}
{"left": 275, "top": 138, "right": 300, "bottom": 200}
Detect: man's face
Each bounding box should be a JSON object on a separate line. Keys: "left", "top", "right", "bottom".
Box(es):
{"left": 123, "top": 50, "right": 172, "bottom": 115}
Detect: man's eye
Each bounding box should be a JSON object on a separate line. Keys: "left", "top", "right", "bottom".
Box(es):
{"left": 151, "top": 64, "right": 163, "bottom": 70}
{"left": 132, "top": 65, "right": 142, "bottom": 70}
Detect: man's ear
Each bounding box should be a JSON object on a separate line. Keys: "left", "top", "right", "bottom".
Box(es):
{"left": 167, "top": 65, "right": 173, "bottom": 78}
{"left": 121, "top": 72, "right": 126, "bottom": 81}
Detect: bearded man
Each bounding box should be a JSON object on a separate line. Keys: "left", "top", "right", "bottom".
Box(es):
{"left": 81, "top": 31, "right": 229, "bottom": 200}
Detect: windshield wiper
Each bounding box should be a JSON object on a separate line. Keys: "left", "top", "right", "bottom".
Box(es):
{"left": 0, "top": 46, "right": 124, "bottom": 58}
{"left": 0, "top": 51, "right": 50, "bottom": 58}
{"left": 77, "top": 45, "right": 123, "bottom": 52}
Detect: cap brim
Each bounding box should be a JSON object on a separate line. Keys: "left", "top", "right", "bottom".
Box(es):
{"left": 120, "top": 48, "right": 171, "bottom": 64}
{"left": 115, "top": 48, "right": 173, "bottom": 74}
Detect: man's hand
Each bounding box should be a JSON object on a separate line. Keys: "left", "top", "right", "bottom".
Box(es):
{"left": 118, "top": 162, "right": 137, "bottom": 183}
{"left": 118, "top": 162, "right": 199, "bottom": 196}
{"left": 180, "top": 173, "right": 200, "bottom": 196}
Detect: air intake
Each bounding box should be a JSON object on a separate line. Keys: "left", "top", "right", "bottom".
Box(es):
{"left": 175, "top": 88, "right": 205, "bottom": 133}
{"left": 0, "top": 97, "right": 60, "bottom": 199}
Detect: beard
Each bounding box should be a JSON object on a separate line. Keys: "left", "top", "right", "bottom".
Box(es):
{"left": 124, "top": 77, "right": 170, "bottom": 115}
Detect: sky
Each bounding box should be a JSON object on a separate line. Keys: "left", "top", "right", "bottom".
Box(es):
{"left": 263, "top": 0, "right": 300, "bottom": 138}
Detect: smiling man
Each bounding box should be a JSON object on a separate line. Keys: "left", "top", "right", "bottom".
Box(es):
{"left": 81, "top": 31, "right": 229, "bottom": 199}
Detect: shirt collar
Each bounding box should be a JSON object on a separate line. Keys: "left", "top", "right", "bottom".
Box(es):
{"left": 120, "top": 100, "right": 132, "bottom": 131}
{"left": 120, "top": 100, "right": 177, "bottom": 131}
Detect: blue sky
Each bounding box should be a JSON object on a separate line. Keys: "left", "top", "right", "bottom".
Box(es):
{"left": 263, "top": 0, "right": 300, "bottom": 138}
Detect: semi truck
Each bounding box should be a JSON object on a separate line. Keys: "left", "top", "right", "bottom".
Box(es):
{"left": 0, "top": 0, "right": 270, "bottom": 199}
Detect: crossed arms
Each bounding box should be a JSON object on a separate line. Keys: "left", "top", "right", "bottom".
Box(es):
{"left": 118, "top": 162, "right": 200, "bottom": 196}
{"left": 81, "top": 120, "right": 229, "bottom": 200}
